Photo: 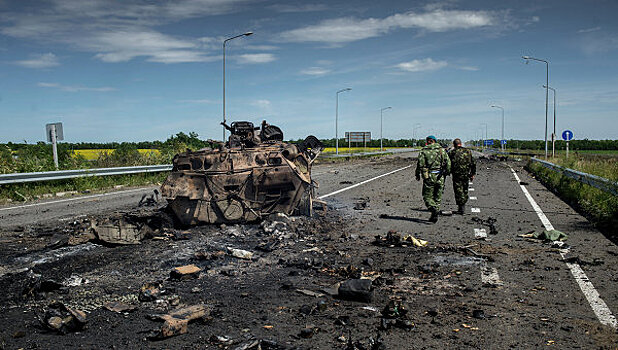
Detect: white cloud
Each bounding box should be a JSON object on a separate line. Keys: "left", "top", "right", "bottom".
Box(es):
{"left": 252, "top": 99, "right": 271, "bottom": 109}
{"left": 235, "top": 53, "right": 276, "bottom": 64}
{"left": 279, "top": 9, "right": 496, "bottom": 44}
{"left": 300, "top": 67, "right": 331, "bottom": 76}
{"left": 396, "top": 58, "right": 447, "bottom": 72}
{"left": 459, "top": 65, "right": 479, "bottom": 71}
{"left": 37, "top": 82, "right": 115, "bottom": 92}
{"left": 0, "top": 0, "right": 250, "bottom": 64}
{"left": 269, "top": 4, "right": 328, "bottom": 13}
{"left": 14, "top": 53, "right": 59, "bottom": 68}
{"left": 577, "top": 26, "right": 601, "bottom": 33}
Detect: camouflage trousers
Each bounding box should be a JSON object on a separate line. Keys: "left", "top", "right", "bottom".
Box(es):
{"left": 452, "top": 175, "right": 469, "bottom": 206}
{"left": 422, "top": 173, "right": 445, "bottom": 211}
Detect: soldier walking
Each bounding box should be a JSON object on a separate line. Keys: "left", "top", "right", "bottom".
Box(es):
{"left": 449, "top": 138, "right": 476, "bottom": 214}
{"left": 415, "top": 135, "right": 451, "bottom": 223}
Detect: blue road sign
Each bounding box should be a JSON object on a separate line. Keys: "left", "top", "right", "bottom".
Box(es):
{"left": 501, "top": 140, "right": 507, "bottom": 145}
{"left": 484, "top": 140, "right": 494, "bottom": 146}
{"left": 562, "top": 130, "right": 574, "bottom": 141}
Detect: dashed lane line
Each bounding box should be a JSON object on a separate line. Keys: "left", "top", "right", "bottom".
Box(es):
{"left": 0, "top": 187, "right": 154, "bottom": 213}
{"left": 509, "top": 166, "right": 617, "bottom": 328}
{"left": 469, "top": 188, "right": 475, "bottom": 191}
{"left": 469, "top": 196, "right": 477, "bottom": 200}
{"left": 319, "top": 165, "right": 412, "bottom": 199}
{"left": 471, "top": 208, "right": 480, "bottom": 213}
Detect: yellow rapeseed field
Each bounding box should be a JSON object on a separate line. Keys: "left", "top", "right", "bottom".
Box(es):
{"left": 72, "top": 149, "right": 160, "bottom": 160}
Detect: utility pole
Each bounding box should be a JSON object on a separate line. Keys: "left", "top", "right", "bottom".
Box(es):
{"left": 222, "top": 31, "right": 253, "bottom": 141}
{"left": 380, "top": 106, "right": 392, "bottom": 151}
{"left": 335, "top": 88, "right": 351, "bottom": 155}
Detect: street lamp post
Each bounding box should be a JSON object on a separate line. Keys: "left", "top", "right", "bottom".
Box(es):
{"left": 380, "top": 107, "right": 392, "bottom": 151}
{"left": 491, "top": 105, "right": 505, "bottom": 151}
{"left": 543, "top": 85, "right": 557, "bottom": 158}
{"left": 335, "top": 88, "right": 351, "bottom": 155}
{"left": 223, "top": 31, "right": 253, "bottom": 141}
{"left": 481, "top": 123, "right": 488, "bottom": 150}
{"left": 413, "top": 123, "right": 421, "bottom": 140}
{"left": 523, "top": 55, "right": 550, "bottom": 159}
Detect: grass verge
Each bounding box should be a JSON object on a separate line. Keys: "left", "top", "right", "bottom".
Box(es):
{"left": 526, "top": 159, "right": 618, "bottom": 242}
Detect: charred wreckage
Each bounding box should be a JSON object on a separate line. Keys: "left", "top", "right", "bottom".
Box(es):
{"left": 161, "top": 120, "right": 323, "bottom": 225}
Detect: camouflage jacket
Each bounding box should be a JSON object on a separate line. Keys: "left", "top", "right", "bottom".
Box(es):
{"left": 448, "top": 147, "right": 476, "bottom": 178}
{"left": 415, "top": 142, "right": 451, "bottom": 178}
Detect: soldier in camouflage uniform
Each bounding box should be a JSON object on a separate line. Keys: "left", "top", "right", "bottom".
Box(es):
{"left": 415, "top": 135, "right": 451, "bottom": 223}
{"left": 448, "top": 138, "right": 476, "bottom": 214}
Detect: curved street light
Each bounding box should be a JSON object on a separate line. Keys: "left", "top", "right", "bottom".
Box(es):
{"left": 380, "top": 107, "right": 392, "bottom": 151}
{"left": 491, "top": 105, "right": 505, "bottom": 150}
{"left": 523, "top": 55, "right": 550, "bottom": 159}
{"left": 543, "top": 85, "right": 557, "bottom": 157}
{"left": 222, "top": 31, "right": 253, "bottom": 141}
{"left": 335, "top": 88, "right": 352, "bottom": 155}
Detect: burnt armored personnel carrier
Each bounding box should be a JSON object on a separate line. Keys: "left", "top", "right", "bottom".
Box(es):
{"left": 161, "top": 120, "right": 323, "bottom": 225}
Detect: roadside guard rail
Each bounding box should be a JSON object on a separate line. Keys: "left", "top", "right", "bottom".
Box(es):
{"left": 0, "top": 149, "right": 420, "bottom": 185}
{"left": 530, "top": 158, "right": 618, "bottom": 196}
{"left": 0, "top": 165, "right": 173, "bottom": 185}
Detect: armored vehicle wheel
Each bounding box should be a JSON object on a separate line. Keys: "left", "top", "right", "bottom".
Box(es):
{"left": 296, "top": 188, "right": 313, "bottom": 217}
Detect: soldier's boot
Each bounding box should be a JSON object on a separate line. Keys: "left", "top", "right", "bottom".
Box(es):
{"left": 429, "top": 208, "right": 439, "bottom": 223}
{"left": 457, "top": 204, "right": 465, "bottom": 215}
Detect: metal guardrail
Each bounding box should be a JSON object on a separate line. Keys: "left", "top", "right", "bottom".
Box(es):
{"left": 0, "top": 148, "right": 419, "bottom": 185}
{"left": 0, "top": 165, "right": 173, "bottom": 185}
{"left": 320, "top": 148, "right": 418, "bottom": 158}
{"left": 530, "top": 158, "right": 618, "bottom": 196}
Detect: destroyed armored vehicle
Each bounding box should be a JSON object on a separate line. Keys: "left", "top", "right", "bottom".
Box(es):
{"left": 161, "top": 120, "right": 323, "bottom": 225}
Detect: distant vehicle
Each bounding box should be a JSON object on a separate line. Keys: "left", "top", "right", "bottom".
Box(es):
{"left": 161, "top": 120, "right": 323, "bottom": 225}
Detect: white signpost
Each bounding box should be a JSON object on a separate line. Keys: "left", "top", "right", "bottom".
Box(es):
{"left": 46, "top": 122, "right": 64, "bottom": 169}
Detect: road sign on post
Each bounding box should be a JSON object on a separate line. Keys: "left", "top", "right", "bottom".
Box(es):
{"left": 46, "top": 122, "right": 63, "bottom": 169}
{"left": 562, "top": 130, "right": 573, "bottom": 158}
{"left": 484, "top": 140, "right": 494, "bottom": 146}
{"left": 501, "top": 140, "right": 507, "bottom": 145}
{"left": 562, "top": 130, "right": 573, "bottom": 141}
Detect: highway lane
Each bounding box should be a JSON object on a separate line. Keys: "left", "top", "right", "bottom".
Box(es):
{"left": 0, "top": 153, "right": 616, "bottom": 347}
{"left": 314, "top": 155, "right": 618, "bottom": 347}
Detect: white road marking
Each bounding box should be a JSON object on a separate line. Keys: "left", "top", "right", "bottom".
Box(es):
{"left": 481, "top": 262, "right": 503, "bottom": 287}
{"left": 319, "top": 165, "right": 412, "bottom": 199}
{"left": 471, "top": 207, "right": 480, "bottom": 213}
{"left": 469, "top": 188, "right": 475, "bottom": 191}
{"left": 0, "top": 188, "right": 153, "bottom": 212}
{"left": 509, "top": 167, "right": 617, "bottom": 328}
{"left": 469, "top": 182, "right": 474, "bottom": 185}
{"left": 474, "top": 228, "right": 487, "bottom": 239}
{"left": 469, "top": 196, "right": 477, "bottom": 200}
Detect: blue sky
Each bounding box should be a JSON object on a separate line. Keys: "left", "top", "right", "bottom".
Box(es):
{"left": 1, "top": 0, "right": 617, "bottom": 143}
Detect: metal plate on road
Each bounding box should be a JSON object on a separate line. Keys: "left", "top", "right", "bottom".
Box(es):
{"left": 562, "top": 130, "right": 573, "bottom": 141}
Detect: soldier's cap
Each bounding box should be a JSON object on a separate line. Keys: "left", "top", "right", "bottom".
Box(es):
{"left": 426, "top": 135, "right": 437, "bottom": 141}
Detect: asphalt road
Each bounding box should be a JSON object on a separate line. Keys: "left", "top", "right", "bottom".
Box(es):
{"left": 0, "top": 153, "right": 616, "bottom": 349}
